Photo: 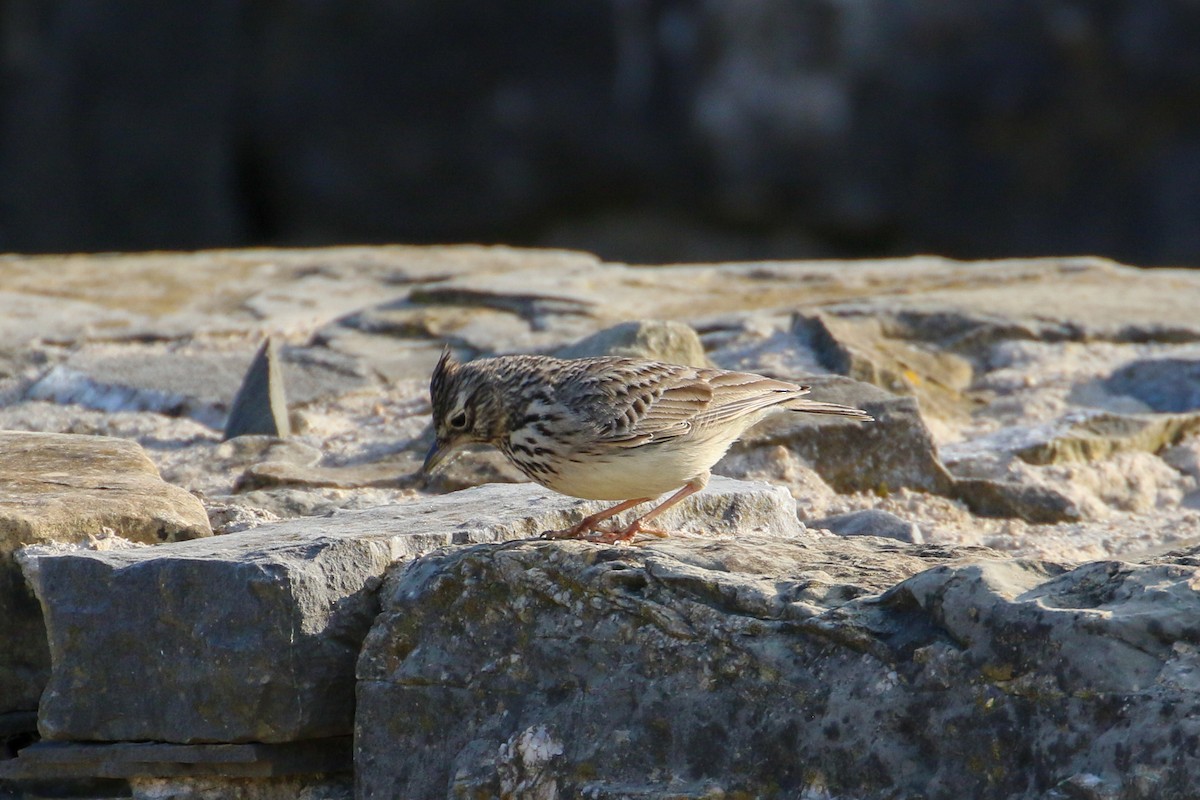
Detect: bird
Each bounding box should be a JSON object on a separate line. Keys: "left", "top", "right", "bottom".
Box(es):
{"left": 422, "top": 347, "right": 873, "bottom": 543}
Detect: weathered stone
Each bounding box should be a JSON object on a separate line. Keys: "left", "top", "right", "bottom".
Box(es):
{"left": 26, "top": 342, "right": 372, "bottom": 430}
{"left": 0, "top": 431, "right": 210, "bottom": 715}
{"left": 723, "top": 375, "right": 954, "bottom": 495}
{"left": 0, "top": 738, "right": 350, "bottom": 780}
{"left": 950, "top": 477, "right": 1083, "bottom": 524}
{"left": 816, "top": 260, "right": 1200, "bottom": 350}
{"left": 233, "top": 460, "right": 411, "bottom": 493}
{"left": 127, "top": 776, "right": 353, "bottom": 800}
{"left": 357, "top": 536, "right": 1200, "bottom": 799}
{"left": 24, "top": 477, "right": 795, "bottom": 744}
{"left": 224, "top": 338, "right": 290, "bottom": 440}
{"left": 810, "top": 508, "right": 924, "bottom": 544}
{"left": 1016, "top": 413, "right": 1200, "bottom": 466}
{"left": 554, "top": 320, "right": 710, "bottom": 367}
{"left": 1104, "top": 358, "right": 1200, "bottom": 413}
{"left": 794, "top": 310, "right": 974, "bottom": 421}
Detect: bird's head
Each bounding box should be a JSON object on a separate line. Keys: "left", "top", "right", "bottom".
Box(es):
{"left": 423, "top": 347, "right": 500, "bottom": 474}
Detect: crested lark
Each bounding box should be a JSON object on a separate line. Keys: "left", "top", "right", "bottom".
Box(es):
{"left": 423, "top": 348, "right": 872, "bottom": 543}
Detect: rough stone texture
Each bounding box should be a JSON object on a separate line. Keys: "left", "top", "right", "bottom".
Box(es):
{"left": 23, "top": 477, "right": 795, "bottom": 744}
{"left": 554, "top": 319, "right": 710, "bottom": 367}
{"left": 357, "top": 536, "right": 1200, "bottom": 799}
{"left": 724, "top": 375, "right": 954, "bottom": 495}
{"left": 949, "top": 477, "right": 1083, "bottom": 525}
{"left": 1104, "top": 358, "right": 1200, "bottom": 413}
{"left": 794, "top": 310, "right": 975, "bottom": 422}
{"left": 127, "top": 776, "right": 353, "bottom": 800}
{"left": 810, "top": 259, "right": 1200, "bottom": 349}
{"left": 0, "top": 431, "right": 211, "bottom": 716}
{"left": 940, "top": 411, "right": 1200, "bottom": 524}
{"left": 945, "top": 411, "right": 1200, "bottom": 468}
{"left": 2, "top": 249, "right": 1199, "bottom": 558}
{"left": 0, "top": 738, "right": 350, "bottom": 779}
{"left": 27, "top": 342, "right": 371, "bottom": 430}
{"left": 224, "top": 338, "right": 290, "bottom": 440}
{"left": 810, "top": 507, "right": 924, "bottom": 544}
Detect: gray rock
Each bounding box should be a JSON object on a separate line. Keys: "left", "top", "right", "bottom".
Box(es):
{"left": 950, "top": 477, "right": 1083, "bottom": 524}
{"left": 794, "top": 310, "right": 974, "bottom": 422}
{"left": 810, "top": 508, "right": 924, "bottom": 544}
{"left": 224, "top": 338, "right": 290, "bottom": 440}
{"left": 356, "top": 536, "right": 1200, "bottom": 799}
{"left": 1104, "top": 358, "right": 1200, "bottom": 413}
{"left": 723, "top": 375, "right": 955, "bottom": 495}
{"left": 24, "top": 477, "right": 796, "bottom": 743}
{"left": 941, "top": 411, "right": 1200, "bottom": 523}
{"left": 0, "top": 738, "right": 350, "bottom": 780}
{"left": 940, "top": 412, "right": 1200, "bottom": 470}
{"left": 26, "top": 343, "right": 372, "bottom": 430}
{"left": 554, "top": 320, "right": 710, "bottom": 367}
{"left": 816, "top": 259, "right": 1200, "bottom": 350}
{"left": 0, "top": 431, "right": 210, "bottom": 716}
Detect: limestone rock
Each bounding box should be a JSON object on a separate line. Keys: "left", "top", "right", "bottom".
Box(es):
{"left": 817, "top": 259, "right": 1200, "bottom": 350}
{"left": 950, "top": 476, "right": 1083, "bottom": 524}
{"left": 554, "top": 320, "right": 710, "bottom": 367}
{"left": 26, "top": 342, "right": 372, "bottom": 430}
{"left": 0, "top": 738, "right": 351, "bottom": 780}
{"left": 24, "top": 477, "right": 796, "bottom": 743}
{"left": 794, "top": 311, "right": 974, "bottom": 422}
{"left": 0, "top": 431, "right": 211, "bottom": 715}
{"left": 1103, "top": 358, "right": 1200, "bottom": 413}
{"left": 357, "top": 536, "right": 1200, "bottom": 799}
{"left": 810, "top": 508, "right": 924, "bottom": 544}
{"left": 941, "top": 412, "right": 1200, "bottom": 470}
{"left": 724, "top": 375, "right": 954, "bottom": 495}
{"left": 224, "top": 338, "right": 290, "bottom": 439}
{"left": 942, "top": 411, "right": 1200, "bottom": 523}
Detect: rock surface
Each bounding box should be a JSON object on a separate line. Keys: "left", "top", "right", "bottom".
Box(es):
{"left": 357, "top": 535, "right": 1200, "bottom": 800}
{"left": 22, "top": 477, "right": 795, "bottom": 744}
{"left": 0, "top": 431, "right": 210, "bottom": 716}
{"left": 726, "top": 375, "right": 954, "bottom": 495}
{"left": 2, "top": 247, "right": 1200, "bottom": 796}
{"left": 810, "top": 507, "right": 924, "bottom": 544}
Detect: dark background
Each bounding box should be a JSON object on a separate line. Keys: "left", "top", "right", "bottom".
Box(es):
{"left": 3, "top": 1, "right": 1200, "bottom": 265}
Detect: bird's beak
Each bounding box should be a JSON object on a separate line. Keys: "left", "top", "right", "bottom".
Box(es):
{"left": 422, "top": 439, "right": 455, "bottom": 475}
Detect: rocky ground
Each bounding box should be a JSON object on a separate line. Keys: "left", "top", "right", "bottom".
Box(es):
{"left": 2, "top": 247, "right": 1200, "bottom": 798}
{"left": 3, "top": 248, "right": 1198, "bottom": 559}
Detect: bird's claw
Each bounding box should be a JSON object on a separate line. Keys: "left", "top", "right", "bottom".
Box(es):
{"left": 540, "top": 523, "right": 671, "bottom": 544}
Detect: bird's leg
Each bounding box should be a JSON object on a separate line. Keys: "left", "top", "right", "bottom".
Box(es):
{"left": 597, "top": 479, "right": 704, "bottom": 544}
{"left": 542, "top": 496, "right": 653, "bottom": 540}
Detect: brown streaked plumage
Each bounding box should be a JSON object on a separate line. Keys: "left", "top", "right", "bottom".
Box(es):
{"left": 423, "top": 348, "right": 872, "bottom": 543}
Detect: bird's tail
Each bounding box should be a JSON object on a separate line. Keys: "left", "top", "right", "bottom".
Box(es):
{"left": 785, "top": 398, "right": 873, "bottom": 421}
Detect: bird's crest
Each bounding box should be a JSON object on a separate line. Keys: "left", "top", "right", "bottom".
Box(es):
{"left": 430, "top": 345, "right": 459, "bottom": 411}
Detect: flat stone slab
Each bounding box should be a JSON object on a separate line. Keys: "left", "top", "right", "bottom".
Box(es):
{"left": 0, "top": 738, "right": 350, "bottom": 780}
{"left": 27, "top": 342, "right": 371, "bottom": 429}
{"left": 0, "top": 431, "right": 211, "bottom": 716}
{"left": 23, "top": 477, "right": 798, "bottom": 744}
{"left": 357, "top": 535, "right": 1200, "bottom": 799}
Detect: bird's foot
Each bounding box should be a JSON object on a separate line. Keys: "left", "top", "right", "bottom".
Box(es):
{"left": 541, "top": 520, "right": 671, "bottom": 544}
{"left": 541, "top": 519, "right": 598, "bottom": 540}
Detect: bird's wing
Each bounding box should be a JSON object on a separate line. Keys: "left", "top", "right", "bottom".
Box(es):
{"left": 689, "top": 370, "right": 810, "bottom": 429}
{"left": 567, "top": 359, "right": 714, "bottom": 446}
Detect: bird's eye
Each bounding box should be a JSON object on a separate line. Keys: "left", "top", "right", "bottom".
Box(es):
{"left": 449, "top": 411, "right": 468, "bottom": 430}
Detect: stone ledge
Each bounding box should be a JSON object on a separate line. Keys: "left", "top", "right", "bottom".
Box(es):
{"left": 0, "top": 737, "right": 350, "bottom": 780}
{"left": 23, "top": 477, "right": 799, "bottom": 744}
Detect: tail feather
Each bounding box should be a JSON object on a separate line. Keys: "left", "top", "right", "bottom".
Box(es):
{"left": 784, "top": 398, "right": 873, "bottom": 421}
